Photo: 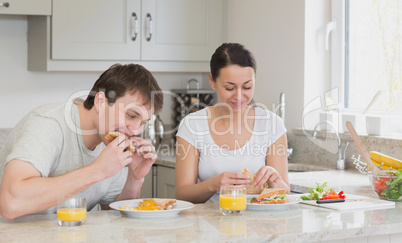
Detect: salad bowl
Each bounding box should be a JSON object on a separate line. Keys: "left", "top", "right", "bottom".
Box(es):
{"left": 368, "top": 171, "right": 402, "bottom": 201}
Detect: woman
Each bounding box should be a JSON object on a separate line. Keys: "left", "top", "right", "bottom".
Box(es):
{"left": 175, "top": 43, "right": 289, "bottom": 203}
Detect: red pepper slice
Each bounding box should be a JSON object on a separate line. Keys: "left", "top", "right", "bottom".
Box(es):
{"left": 338, "top": 191, "right": 346, "bottom": 199}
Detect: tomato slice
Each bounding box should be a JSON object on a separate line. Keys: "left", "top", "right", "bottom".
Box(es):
{"left": 250, "top": 197, "right": 259, "bottom": 204}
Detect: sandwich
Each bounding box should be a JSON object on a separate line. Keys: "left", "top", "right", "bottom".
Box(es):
{"left": 105, "top": 131, "right": 136, "bottom": 153}
{"left": 250, "top": 188, "right": 287, "bottom": 204}
{"left": 240, "top": 168, "right": 267, "bottom": 194}
{"left": 142, "top": 198, "right": 177, "bottom": 210}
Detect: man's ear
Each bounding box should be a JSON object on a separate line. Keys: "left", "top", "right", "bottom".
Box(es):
{"left": 209, "top": 73, "right": 217, "bottom": 91}
{"left": 94, "top": 91, "right": 107, "bottom": 113}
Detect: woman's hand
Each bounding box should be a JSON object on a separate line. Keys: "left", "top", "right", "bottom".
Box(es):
{"left": 254, "top": 166, "right": 282, "bottom": 189}
{"left": 127, "top": 137, "right": 157, "bottom": 180}
{"left": 212, "top": 172, "right": 251, "bottom": 192}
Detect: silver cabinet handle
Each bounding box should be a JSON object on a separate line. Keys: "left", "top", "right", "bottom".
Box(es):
{"left": 131, "top": 12, "right": 138, "bottom": 41}
{"left": 146, "top": 13, "right": 153, "bottom": 41}
{"left": 0, "top": 2, "right": 9, "bottom": 7}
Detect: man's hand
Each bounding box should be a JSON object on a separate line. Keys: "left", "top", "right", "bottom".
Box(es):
{"left": 94, "top": 133, "right": 133, "bottom": 180}
{"left": 127, "top": 137, "right": 157, "bottom": 180}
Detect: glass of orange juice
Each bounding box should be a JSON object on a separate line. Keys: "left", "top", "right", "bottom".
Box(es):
{"left": 219, "top": 185, "right": 247, "bottom": 216}
{"left": 57, "top": 195, "right": 87, "bottom": 226}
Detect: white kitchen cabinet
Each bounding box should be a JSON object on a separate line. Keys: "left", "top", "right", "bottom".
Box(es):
{"left": 140, "top": 169, "right": 153, "bottom": 198}
{"left": 156, "top": 165, "right": 175, "bottom": 198}
{"left": 27, "top": 0, "right": 227, "bottom": 72}
{"left": 141, "top": 0, "right": 226, "bottom": 62}
{"left": 51, "top": 0, "right": 141, "bottom": 60}
{"left": 0, "top": 0, "right": 51, "bottom": 15}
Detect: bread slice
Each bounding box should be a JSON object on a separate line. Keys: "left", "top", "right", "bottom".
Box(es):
{"left": 143, "top": 198, "right": 177, "bottom": 210}
{"left": 245, "top": 184, "right": 263, "bottom": 194}
{"left": 105, "top": 131, "right": 136, "bottom": 153}
{"left": 257, "top": 188, "right": 287, "bottom": 200}
{"left": 105, "top": 131, "right": 120, "bottom": 141}
{"left": 241, "top": 168, "right": 263, "bottom": 194}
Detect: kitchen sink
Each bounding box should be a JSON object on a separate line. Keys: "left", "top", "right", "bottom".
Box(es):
{"left": 288, "top": 164, "right": 330, "bottom": 194}
{"left": 290, "top": 184, "right": 309, "bottom": 194}
{"left": 288, "top": 163, "right": 329, "bottom": 172}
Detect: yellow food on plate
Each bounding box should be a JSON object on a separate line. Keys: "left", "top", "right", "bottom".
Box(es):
{"left": 118, "top": 200, "right": 161, "bottom": 211}
{"left": 135, "top": 200, "right": 161, "bottom": 211}
{"left": 118, "top": 198, "right": 177, "bottom": 211}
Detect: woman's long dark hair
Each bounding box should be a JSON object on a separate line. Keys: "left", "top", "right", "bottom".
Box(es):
{"left": 210, "top": 43, "right": 257, "bottom": 106}
{"left": 210, "top": 43, "right": 256, "bottom": 80}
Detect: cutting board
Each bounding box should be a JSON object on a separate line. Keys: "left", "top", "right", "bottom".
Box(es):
{"left": 300, "top": 194, "right": 395, "bottom": 211}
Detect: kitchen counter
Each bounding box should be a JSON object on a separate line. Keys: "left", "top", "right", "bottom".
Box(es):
{"left": 2, "top": 149, "right": 398, "bottom": 242}
{"left": 2, "top": 197, "right": 402, "bottom": 242}
{"left": 289, "top": 169, "right": 374, "bottom": 196}
{"left": 155, "top": 152, "right": 176, "bottom": 168}
{"left": 2, "top": 166, "right": 402, "bottom": 242}
{"left": 155, "top": 151, "right": 374, "bottom": 196}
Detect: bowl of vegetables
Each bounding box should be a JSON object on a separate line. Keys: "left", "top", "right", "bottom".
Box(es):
{"left": 368, "top": 170, "right": 402, "bottom": 201}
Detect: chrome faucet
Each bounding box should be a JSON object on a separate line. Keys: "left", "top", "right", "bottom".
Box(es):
{"left": 313, "top": 121, "right": 349, "bottom": 170}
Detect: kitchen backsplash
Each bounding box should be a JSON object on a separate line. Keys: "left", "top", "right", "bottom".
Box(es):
{"left": 289, "top": 128, "right": 402, "bottom": 169}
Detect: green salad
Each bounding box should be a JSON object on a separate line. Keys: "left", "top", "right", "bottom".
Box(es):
{"left": 300, "top": 182, "right": 331, "bottom": 200}
{"left": 374, "top": 170, "right": 402, "bottom": 200}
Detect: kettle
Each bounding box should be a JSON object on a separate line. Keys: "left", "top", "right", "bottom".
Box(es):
{"left": 143, "top": 114, "right": 164, "bottom": 149}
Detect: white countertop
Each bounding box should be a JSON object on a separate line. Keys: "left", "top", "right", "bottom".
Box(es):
{"left": 2, "top": 152, "right": 398, "bottom": 242}
{"left": 2, "top": 166, "right": 402, "bottom": 242}
{"left": 289, "top": 169, "right": 374, "bottom": 196}
{"left": 1, "top": 197, "right": 402, "bottom": 242}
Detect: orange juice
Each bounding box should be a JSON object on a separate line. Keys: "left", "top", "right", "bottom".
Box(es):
{"left": 219, "top": 194, "right": 247, "bottom": 211}
{"left": 57, "top": 208, "right": 87, "bottom": 222}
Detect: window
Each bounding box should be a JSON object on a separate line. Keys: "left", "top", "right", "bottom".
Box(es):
{"left": 327, "top": 0, "right": 402, "bottom": 139}
{"left": 331, "top": 0, "right": 402, "bottom": 136}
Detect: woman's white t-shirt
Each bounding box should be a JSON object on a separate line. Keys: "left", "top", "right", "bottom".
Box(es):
{"left": 176, "top": 106, "right": 287, "bottom": 181}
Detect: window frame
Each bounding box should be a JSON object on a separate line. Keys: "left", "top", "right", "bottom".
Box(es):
{"left": 330, "top": 0, "right": 402, "bottom": 137}
{"left": 330, "top": 0, "right": 346, "bottom": 109}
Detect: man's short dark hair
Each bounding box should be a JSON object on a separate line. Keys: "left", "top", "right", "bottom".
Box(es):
{"left": 83, "top": 63, "right": 163, "bottom": 113}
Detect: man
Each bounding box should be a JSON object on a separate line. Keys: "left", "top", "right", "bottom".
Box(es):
{"left": 0, "top": 64, "right": 163, "bottom": 220}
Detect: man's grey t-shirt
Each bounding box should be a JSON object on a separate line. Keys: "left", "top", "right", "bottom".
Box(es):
{"left": 0, "top": 101, "right": 128, "bottom": 213}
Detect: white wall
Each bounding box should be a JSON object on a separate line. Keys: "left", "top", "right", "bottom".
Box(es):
{"left": 1, "top": 2, "right": 332, "bottom": 131}
{"left": 227, "top": 0, "right": 305, "bottom": 130}
{"left": 228, "top": 0, "right": 331, "bottom": 131}
{"left": 0, "top": 15, "right": 207, "bottom": 128}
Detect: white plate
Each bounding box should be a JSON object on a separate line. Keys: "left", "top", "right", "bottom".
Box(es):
{"left": 246, "top": 194, "right": 302, "bottom": 211}
{"left": 109, "top": 199, "right": 194, "bottom": 218}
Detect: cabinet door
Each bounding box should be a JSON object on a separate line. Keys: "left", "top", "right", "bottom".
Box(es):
{"left": 52, "top": 0, "right": 141, "bottom": 60}
{"left": 140, "top": 169, "right": 153, "bottom": 198}
{"left": 156, "top": 166, "right": 175, "bottom": 198}
{"left": 0, "top": 0, "right": 51, "bottom": 15}
{"left": 141, "top": 0, "right": 226, "bottom": 61}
